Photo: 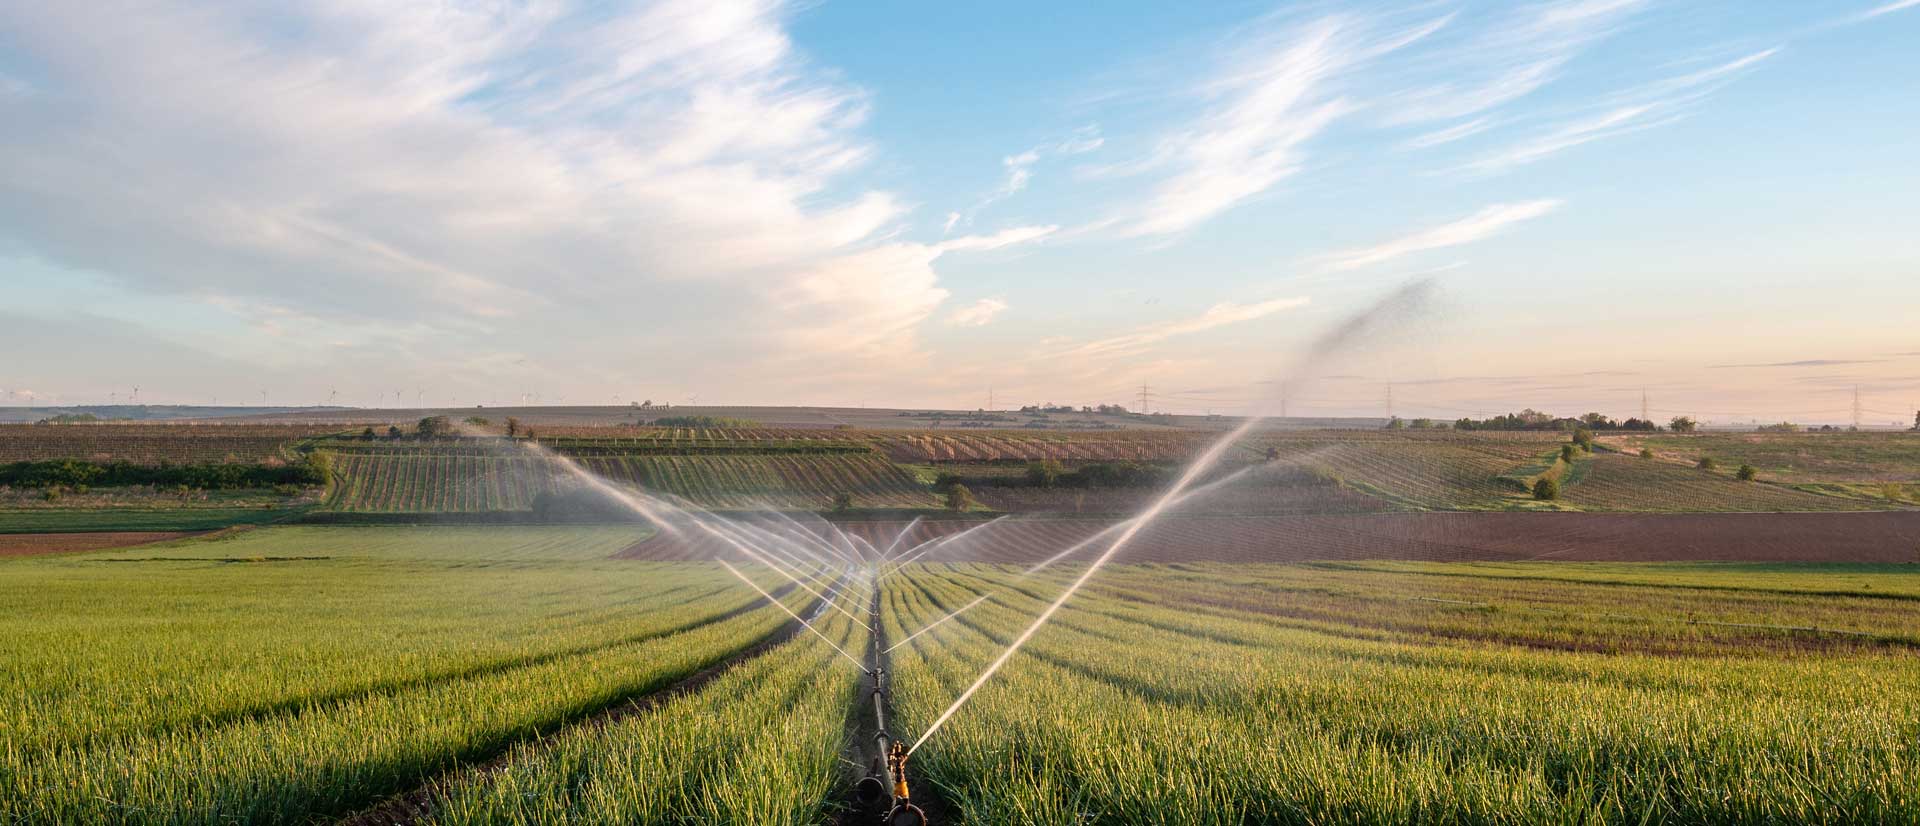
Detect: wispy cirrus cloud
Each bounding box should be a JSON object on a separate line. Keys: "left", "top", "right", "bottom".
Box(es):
{"left": 1709, "top": 359, "right": 1887, "bottom": 369}
{"left": 1460, "top": 47, "right": 1779, "bottom": 175}
{"left": 1116, "top": 14, "right": 1451, "bottom": 237}
{"left": 1059, "top": 297, "right": 1311, "bottom": 360}
{"left": 1317, "top": 200, "right": 1561, "bottom": 272}
{"left": 1857, "top": 0, "right": 1920, "bottom": 20}
{"left": 945, "top": 297, "right": 1009, "bottom": 328}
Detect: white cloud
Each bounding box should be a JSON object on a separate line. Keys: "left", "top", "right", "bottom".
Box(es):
{"left": 1857, "top": 0, "right": 1920, "bottom": 20}
{"left": 936, "top": 225, "right": 1058, "bottom": 253}
{"left": 1062, "top": 297, "right": 1311, "bottom": 360}
{"left": 1319, "top": 200, "right": 1561, "bottom": 272}
{"left": 1117, "top": 13, "right": 1454, "bottom": 238}
{"left": 1379, "top": 0, "right": 1647, "bottom": 127}
{"left": 1401, "top": 117, "right": 1494, "bottom": 149}
{"left": 0, "top": 0, "right": 971, "bottom": 396}
{"left": 1461, "top": 48, "right": 1778, "bottom": 175}
{"left": 946, "top": 297, "right": 1009, "bottom": 328}
{"left": 942, "top": 211, "right": 961, "bottom": 234}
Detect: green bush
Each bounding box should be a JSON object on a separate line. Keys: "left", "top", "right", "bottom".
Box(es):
{"left": 944, "top": 483, "right": 976, "bottom": 511}
{"left": 1025, "top": 460, "right": 1063, "bottom": 488}
{"left": 1639, "top": 448, "right": 1654, "bottom": 459}
{"left": 1559, "top": 444, "right": 1579, "bottom": 463}
{"left": 1736, "top": 464, "right": 1758, "bottom": 481}
{"left": 1697, "top": 456, "right": 1718, "bottom": 471}
{"left": 1532, "top": 477, "right": 1560, "bottom": 501}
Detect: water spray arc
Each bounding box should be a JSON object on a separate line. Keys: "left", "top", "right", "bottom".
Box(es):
{"left": 906, "top": 279, "right": 1438, "bottom": 757}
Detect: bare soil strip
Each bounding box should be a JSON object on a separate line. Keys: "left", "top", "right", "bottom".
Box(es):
{"left": 0, "top": 531, "right": 202, "bottom": 557}
{"left": 628, "top": 512, "right": 1920, "bottom": 564}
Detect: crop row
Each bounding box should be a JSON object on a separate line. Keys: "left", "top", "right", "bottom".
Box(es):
{"left": 880, "top": 562, "right": 1920, "bottom": 824}
{"left": 0, "top": 527, "right": 820, "bottom": 824}
{"left": 323, "top": 450, "right": 934, "bottom": 512}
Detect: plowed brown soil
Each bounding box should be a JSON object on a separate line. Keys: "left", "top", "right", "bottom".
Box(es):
{"left": 0, "top": 531, "right": 198, "bottom": 557}
{"left": 616, "top": 512, "right": 1920, "bottom": 564}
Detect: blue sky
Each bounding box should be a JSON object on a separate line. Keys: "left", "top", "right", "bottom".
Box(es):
{"left": 1, "top": 1, "right": 1917, "bottom": 424}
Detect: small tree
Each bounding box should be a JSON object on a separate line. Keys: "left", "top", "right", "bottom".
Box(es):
{"left": 1571, "top": 427, "right": 1595, "bottom": 452}
{"left": 1559, "top": 444, "right": 1579, "bottom": 463}
{"left": 1735, "top": 464, "right": 1758, "bottom": 481}
{"left": 1532, "top": 477, "right": 1560, "bottom": 501}
{"left": 944, "top": 483, "right": 976, "bottom": 512}
{"left": 464, "top": 416, "right": 490, "bottom": 426}
{"left": 505, "top": 416, "right": 521, "bottom": 438}
{"left": 1696, "top": 456, "right": 1717, "bottom": 471}
{"left": 1025, "top": 459, "right": 1063, "bottom": 488}
{"left": 387, "top": 425, "right": 403, "bottom": 439}
{"left": 416, "top": 416, "right": 453, "bottom": 439}
{"left": 360, "top": 426, "right": 377, "bottom": 441}
{"left": 1669, "top": 416, "right": 1698, "bottom": 433}
{"left": 831, "top": 492, "right": 853, "bottom": 513}
{"left": 1385, "top": 416, "right": 1406, "bottom": 430}
{"left": 1638, "top": 448, "right": 1654, "bottom": 459}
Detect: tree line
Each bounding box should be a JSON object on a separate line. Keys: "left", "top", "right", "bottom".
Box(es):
{"left": 0, "top": 452, "right": 331, "bottom": 490}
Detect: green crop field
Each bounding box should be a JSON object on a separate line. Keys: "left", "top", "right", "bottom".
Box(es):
{"left": 883, "top": 561, "right": 1920, "bottom": 824}
{"left": 1560, "top": 453, "right": 1881, "bottom": 512}
{"left": 7, "top": 524, "right": 1920, "bottom": 825}
{"left": 1613, "top": 432, "right": 1920, "bottom": 484}
{"left": 0, "top": 526, "right": 845, "bottom": 825}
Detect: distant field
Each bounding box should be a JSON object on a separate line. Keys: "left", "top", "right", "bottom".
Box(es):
{"left": 0, "top": 423, "right": 342, "bottom": 464}
{"left": 322, "top": 447, "right": 932, "bottom": 512}
{"left": 1614, "top": 432, "right": 1920, "bottom": 483}
{"left": 0, "top": 506, "right": 302, "bottom": 533}
{"left": 1564, "top": 452, "right": 1879, "bottom": 512}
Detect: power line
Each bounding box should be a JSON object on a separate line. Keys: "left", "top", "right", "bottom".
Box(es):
{"left": 1137, "top": 384, "right": 1152, "bottom": 415}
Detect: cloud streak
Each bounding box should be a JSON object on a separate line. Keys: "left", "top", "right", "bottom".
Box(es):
{"left": 1318, "top": 200, "right": 1561, "bottom": 272}
{"left": 1060, "top": 297, "right": 1311, "bottom": 360}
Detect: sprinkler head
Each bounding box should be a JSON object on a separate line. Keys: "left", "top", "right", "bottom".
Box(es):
{"left": 884, "top": 803, "right": 927, "bottom": 826}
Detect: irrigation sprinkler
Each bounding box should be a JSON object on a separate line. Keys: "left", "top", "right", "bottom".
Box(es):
{"left": 856, "top": 587, "right": 927, "bottom": 826}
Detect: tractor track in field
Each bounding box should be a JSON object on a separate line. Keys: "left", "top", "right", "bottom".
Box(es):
{"left": 336, "top": 579, "right": 830, "bottom": 826}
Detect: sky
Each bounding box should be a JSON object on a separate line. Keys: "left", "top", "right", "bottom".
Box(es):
{"left": 2, "top": 0, "right": 1917, "bottom": 425}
